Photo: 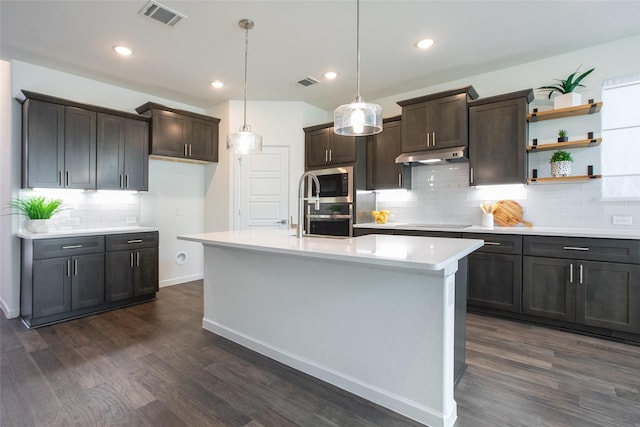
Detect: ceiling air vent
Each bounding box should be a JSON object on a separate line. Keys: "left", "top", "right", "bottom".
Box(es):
{"left": 296, "top": 76, "right": 321, "bottom": 88}
{"left": 139, "top": 0, "right": 186, "bottom": 27}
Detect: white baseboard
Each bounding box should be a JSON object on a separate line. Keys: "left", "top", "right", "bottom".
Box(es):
{"left": 201, "top": 317, "right": 454, "bottom": 427}
{"left": 0, "top": 297, "right": 20, "bottom": 319}
{"left": 159, "top": 274, "right": 203, "bottom": 288}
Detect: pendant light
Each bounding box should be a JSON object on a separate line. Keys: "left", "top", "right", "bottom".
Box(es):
{"left": 334, "top": 0, "right": 382, "bottom": 136}
{"left": 227, "top": 19, "right": 262, "bottom": 155}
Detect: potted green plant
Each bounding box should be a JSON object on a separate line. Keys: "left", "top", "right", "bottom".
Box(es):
{"left": 550, "top": 150, "right": 574, "bottom": 177}
{"left": 6, "top": 196, "right": 65, "bottom": 233}
{"left": 557, "top": 129, "right": 569, "bottom": 142}
{"left": 538, "top": 66, "right": 595, "bottom": 110}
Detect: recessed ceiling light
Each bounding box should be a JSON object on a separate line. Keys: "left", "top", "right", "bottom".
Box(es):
{"left": 113, "top": 46, "right": 133, "bottom": 56}
{"left": 416, "top": 39, "right": 434, "bottom": 49}
{"left": 210, "top": 80, "right": 224, "bottom": 89}
{"left": 324, "top": 71, "right": 338, "bottom": 80}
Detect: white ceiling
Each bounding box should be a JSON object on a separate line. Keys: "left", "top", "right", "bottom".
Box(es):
{"left": 1, "top": 1, "right": 639, "bottom": 111}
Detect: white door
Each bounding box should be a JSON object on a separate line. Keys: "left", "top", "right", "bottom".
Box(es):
{"left": 236, "top": 146, "right": 290, "bottom": 230}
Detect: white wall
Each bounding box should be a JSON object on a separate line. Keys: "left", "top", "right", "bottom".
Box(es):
{"left": 373, "top": 35, "right": 640, "bottom": 230}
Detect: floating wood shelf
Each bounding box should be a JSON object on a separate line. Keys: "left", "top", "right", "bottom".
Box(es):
{"left": 527, "top": 138, "right": 602, "bottom": 152}
{"left": 527, "top": 175, "right": 602, "bottom": 184}
{"left": 527, "top": 102, "right": 603, "bottom": 122}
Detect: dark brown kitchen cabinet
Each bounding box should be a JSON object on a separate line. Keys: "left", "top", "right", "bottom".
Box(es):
{"left": 366, "top": 117, "right": 411, "bottom": 190}
{"left": 97, "top": 113, "right": 149, "bottom": 191}
{"left": 523, "top": 236, "right": 640, "bottom": 334}
{"left": 468, "top": 89, "right": 533, "bottom": 186}
{"left": 304, "top": 123, "right": 357, "bottom": 169}
{"left": 397, "top": 86, "right": 478, "bottom": 153}
{"left": 463, "top": 233, "right": 523, "bottom": 313}
{"left": 21, "top": 236, "right": 106, "bottom": 327}
{"left": 105, "top": 232, "right": 159, "bottom": 302}
{"left": 135, "top": 102, "right": 220, "bottom": 163}
{"left": 22, "top": 98, "right": 96, "bottom": 189}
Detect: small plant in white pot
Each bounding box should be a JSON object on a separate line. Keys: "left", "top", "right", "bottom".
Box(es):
{"left": 6, "top": 196, "right": 65, "bottom": 233}
{"left": 538, "top": 66, "right": 595, "bottom": 109}
{"left": 550, "top": 150, "right": 574, "bottom": 177}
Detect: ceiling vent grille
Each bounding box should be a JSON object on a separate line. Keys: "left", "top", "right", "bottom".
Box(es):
{"left": 296, "top": 76, "right": 321, "bottom": 88}
{"left": 139, "top": 0, "right": 186, "bottom": 27}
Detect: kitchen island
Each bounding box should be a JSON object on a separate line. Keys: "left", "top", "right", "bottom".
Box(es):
{"left": 178, "top": 230, "right": 483, "bottom": 427}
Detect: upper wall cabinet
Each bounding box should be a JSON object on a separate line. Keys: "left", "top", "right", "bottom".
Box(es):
{"left": 135, "top": 103, "right": 220, "bottom": 163}
{"left": 20, "top": 91, "right": 150, "bottom": 191}
{"left": 468, "top": 89, "right": 533, "bottom": 186}
{"left": 303, "top": 123, "right": 358, "bottom": 169}
{"left": 366, "top": 116, "right": 411, "bottom": 190}
{"left": 397, "top": 86, "right": 479, "bottom": 153}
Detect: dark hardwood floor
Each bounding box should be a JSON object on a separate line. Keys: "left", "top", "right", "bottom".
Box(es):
{"left": 2, "top": 281, "right": 639, "bottom": 427}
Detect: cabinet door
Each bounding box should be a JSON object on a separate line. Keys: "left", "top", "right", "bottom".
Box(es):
{"left": 96, "top": 113, "right": 125, "bottom": 190}
{"left": 133, "top": 248, "right": 158, "bottom": 296}
{"left": 523, "top": 256, "right": 575, "bottom": 322}
{"left": 468, "top": 252, "right": 522, "bottom": 313}
{"left": 151, "top": 110, "right": 188, "bottom": 158}
{"left": 33, "top": 257, "right": 71, "bottom": 318}
{"left": 328, "top": 133, "right": 357, "bottom": 165}
{"left": 469, "top": 98, "right": 526, "bottom": 186}
{"left": 71, "top": 253, "right": 105, "bottom": 310}
{"left": 64, "top": 106, "right": 96, "bottom": 189}
{"left": 123, "top": 118, "right": 149, "bottom": 190}
{"left": 24, "top": 99, "right": 65, "bottom": 188}
{"left": 306, "top": 128, "right": 330, "bottom": 168}
{"left": 430, "top": 94, "right": 468, "bottom": 149}
{"left": 401, "top": 103, "right": 428, "bottom": 152}
{"left": 105, "top": 251, "right": 134, "bottom": 302}
{"left": 576, "top": 261, "right": 640, "bottom": 333}
{"left": 190, "top": 116, "right": 218, "bottom": 162}
{"left": 367, "top": 120, "right": 409, "bottom": 190}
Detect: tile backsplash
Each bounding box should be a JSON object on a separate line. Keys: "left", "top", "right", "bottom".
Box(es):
{"left": 374, "top": 163, "right": 640, "bottom": 230}
{"left": 16, "top": 189, "right": 139, "bottom": 232}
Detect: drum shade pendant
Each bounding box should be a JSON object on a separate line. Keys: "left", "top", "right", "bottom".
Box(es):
{"left": 334, "top": 0, "right": 382, "bottom": 136}
{"left": 227, "top": 19, "right": 262, "bottom": 155}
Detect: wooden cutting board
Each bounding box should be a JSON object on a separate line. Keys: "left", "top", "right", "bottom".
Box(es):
{"left": 494, "top": 200, "right": 533, "bottom": 228}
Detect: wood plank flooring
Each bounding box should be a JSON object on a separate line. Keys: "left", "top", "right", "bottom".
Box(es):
{"left": 2, "top": 280, "right": 639, "bottom": 427}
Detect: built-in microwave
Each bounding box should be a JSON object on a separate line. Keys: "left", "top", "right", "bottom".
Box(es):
{"left": 308, "top": 166, "right": 353, "bottom": 202}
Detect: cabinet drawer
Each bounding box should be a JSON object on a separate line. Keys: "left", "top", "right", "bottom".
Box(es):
{"left": 395, "top": 230, "right": 462, "bottom": 238}
{"left": 463, "top": 233, "right": 522, "bottom": 255}
{"left": 33, "top": 236, "right": 105, "bottom": 260}
{"left": 523, "top": 236, "right": 640, "bottom": 264}
{"left": 106, "top": 232, "right": 158, "bottom": 251}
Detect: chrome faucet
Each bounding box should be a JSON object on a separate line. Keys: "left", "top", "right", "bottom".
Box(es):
{"left": 297, "top": 171, "right": 320, "bottom": 238}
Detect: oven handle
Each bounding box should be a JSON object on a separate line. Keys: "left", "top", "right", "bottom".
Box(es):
{"left": 307, "top": 214, "right": 352, "bottom": 219}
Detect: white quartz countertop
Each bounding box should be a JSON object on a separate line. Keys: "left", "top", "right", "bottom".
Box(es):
{"left": 355, "top": 222, "right": 640, "bottom": 240}
{"left": 16, "top": 226, "right": 158, "bottom": 240}
{"left": 178, "top": 229, "right": 483, "bottom": 272}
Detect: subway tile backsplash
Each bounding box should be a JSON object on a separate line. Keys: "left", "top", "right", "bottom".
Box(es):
{"left": 17, "top": 189, "right": 139, "bottom": 232}
{"left": 375, "top": 163, "right": 640, "bottom": 230}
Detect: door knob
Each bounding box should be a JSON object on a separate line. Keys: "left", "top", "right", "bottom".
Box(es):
{"left": 277, "top": 219, "right": 287, "bottom": 224}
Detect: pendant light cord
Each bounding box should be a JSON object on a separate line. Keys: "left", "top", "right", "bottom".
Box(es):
{"left": 242, "top": 25, "right": 249, "bottom": 130}
{"left": 355, "top": 0, "right": 361, "bottom": 103}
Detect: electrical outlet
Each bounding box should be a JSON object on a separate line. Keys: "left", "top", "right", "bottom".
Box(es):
{"left": 126, "top": 216, "right": 137, "bottom": 224}
{"left": 612, "top": 215, "right": 632, "bottom": 225}
{"left": 68, "top": 217, "right": 80, "bottom": 225}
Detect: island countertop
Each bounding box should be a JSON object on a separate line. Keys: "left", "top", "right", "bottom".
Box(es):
{"left": 178, "top": 229, "right": 484, "bottom": 272}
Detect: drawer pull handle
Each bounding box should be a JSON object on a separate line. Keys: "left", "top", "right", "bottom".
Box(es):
{"left": 62, "top": 245, "right": 82, "bottom": 249}
{"left": 484, "top": 242, "right": 501, "bottom": 246}
{"left": 563, "top": 246, "right": 589, "bottom": 251}
{"left": 127, "top": 239, "right": 143, "bottom": 244}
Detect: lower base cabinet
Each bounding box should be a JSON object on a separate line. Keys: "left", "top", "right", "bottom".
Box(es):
{"left": 106, "top": 233, "right": 159, "bottom": 301}
{"left": 21, "top": 231, "right": 158, "bottom": 328}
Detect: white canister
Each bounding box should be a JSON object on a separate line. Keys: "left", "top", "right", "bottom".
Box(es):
{"left": 481, "top": 213, "right": 494, "bottom": 229}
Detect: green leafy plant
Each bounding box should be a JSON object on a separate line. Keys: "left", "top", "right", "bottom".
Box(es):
{"left": 538, "top": 67, "right": 595, "bottom": 98}
{"left": 550, "top": 150, "right": 574, "bottom": 163}
{"left": 6, "top": 196, "right": 65, "bottom": 219}
{"left": 558, "top": 129, "right": 568, "bottom": 138}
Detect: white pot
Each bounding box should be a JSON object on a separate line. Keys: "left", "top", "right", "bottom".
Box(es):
{"left": 554, "top": 93, "right": 581, "bottom": 110}
{"left": 25, "top": 219, "right": 52, "bottom": 233}
{"left": 551, "top": 161, "right": 572, "bottom": 177}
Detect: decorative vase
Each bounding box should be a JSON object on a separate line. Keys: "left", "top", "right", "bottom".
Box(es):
{"left": 25, "top": 219, "right": 52, "bottom": 233}
{"left": 551, "top": 161, "right": 572, "bottom": 177}
{"left": 554, "top": 93, "right": 581, "bottom": 110}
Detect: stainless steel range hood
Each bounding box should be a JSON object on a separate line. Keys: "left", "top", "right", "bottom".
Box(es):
{"left": 395, "top": 145, "right": 468, "bottom": 165}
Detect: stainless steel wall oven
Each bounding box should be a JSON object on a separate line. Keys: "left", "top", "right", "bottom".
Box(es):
{"left": 305, "top": 166, "right": 353, "bottom": 237}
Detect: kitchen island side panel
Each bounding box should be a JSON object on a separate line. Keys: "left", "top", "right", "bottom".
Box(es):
{"left": 201, "top": 244, "right": 457, "bottom": 427}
